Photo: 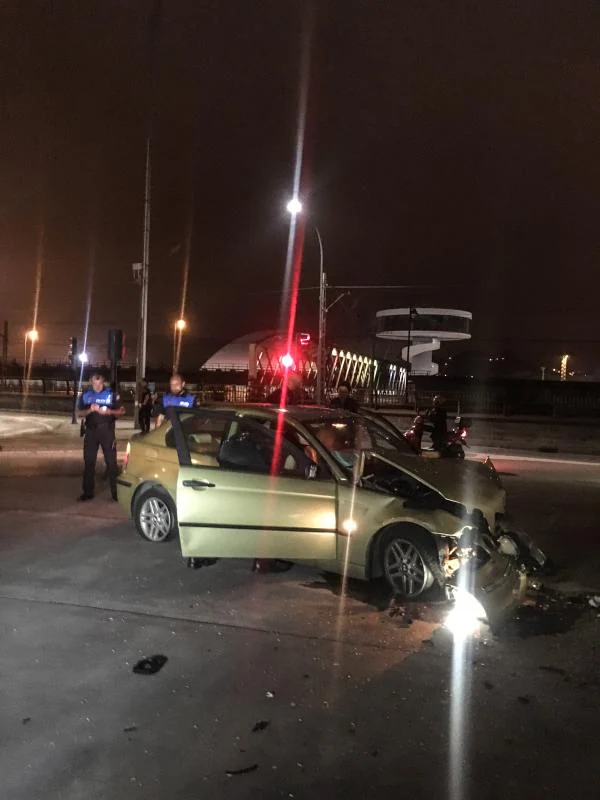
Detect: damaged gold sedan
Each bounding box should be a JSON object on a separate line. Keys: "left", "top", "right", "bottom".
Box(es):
{"left": 117, "top": 405, "right": 548, "bottom": 628}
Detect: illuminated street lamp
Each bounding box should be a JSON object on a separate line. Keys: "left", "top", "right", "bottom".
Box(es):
{"left": 23, "top": 328, "right": 39, "bottom": 380}
{"left": 560, "top": 354, "right": 569, "bottom": 382}
{"left": 286, "top": 197, "right": 303, "bottom": 216}
{"left": 172, "top": 318, "right": 187, "bottom": 372}
{"left": 78, "top": 352, "right": 89, "bottom": 364}
{"left": 286, "top": 198, "right": 325, "bottom": 404}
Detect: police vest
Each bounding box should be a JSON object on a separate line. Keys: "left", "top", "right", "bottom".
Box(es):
{"left": 81, "top": 387, "right": 116, "bottom": 427}
{"left": 161, "top": 393, "right": 196, "bottom": 409}
{"left": 82, "top": 388, "right": 114, "bottom": 407}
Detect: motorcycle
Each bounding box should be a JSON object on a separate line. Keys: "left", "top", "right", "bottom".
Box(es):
{"left": 443, "top": 415, "right": 471, "bottom": 459}
{"left": 404, "top": 414, "right": 472, "bottom": 459}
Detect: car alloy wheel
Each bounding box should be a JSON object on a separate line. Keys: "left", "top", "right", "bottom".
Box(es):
{"left": 383, "top": 537, "right": 431, "bottom": 598}
{"left": 138, "top": 496, "right": 173, "bottom": 542}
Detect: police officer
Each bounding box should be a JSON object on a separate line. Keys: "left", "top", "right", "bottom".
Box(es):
{"left": 156, "top": 373, "right": 198, "bottom": 427}
{"left": 77, "top": 372, "right": 125, "bottom": 501}
{"left": 138, "top": 378, "right": 153, "bottom": 434}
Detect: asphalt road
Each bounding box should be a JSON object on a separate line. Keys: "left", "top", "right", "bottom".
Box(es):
{"left": 0, "top": 450, "right": 599, "bottom": 800}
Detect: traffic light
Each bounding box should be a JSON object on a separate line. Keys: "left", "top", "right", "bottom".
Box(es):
{"left": 67, "top": 337, "right": 78, "bottom": 367}
{"left": 108, "top": 329, "right": 123, "bottom": 363}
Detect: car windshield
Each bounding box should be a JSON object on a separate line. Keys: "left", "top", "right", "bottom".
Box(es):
{"left": 360, "top": 451, "right": 431, "bottom": 498}
{"left": 304, "top": 414, "right": 414, "bottom": 473}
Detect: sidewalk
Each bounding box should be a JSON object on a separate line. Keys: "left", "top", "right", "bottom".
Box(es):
{"left": 0, "top": 415, "right": 135, "bottom": 454}
{"left": 469, "top": 445, "right": 600, "bottom": 466}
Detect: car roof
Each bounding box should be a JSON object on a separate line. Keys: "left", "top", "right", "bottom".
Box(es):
{"left": 201, "top": 403, "right": 357, "bottom": 424}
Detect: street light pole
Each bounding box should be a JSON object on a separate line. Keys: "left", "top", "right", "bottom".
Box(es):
{"left": 134, "top": 0, "right": 160, "bottom": 428}
{"left": 405, "top": 307, "right": 418, "bottom": 404}
{"left": 134, "top": 138, "right": 151, "bottom": 429}
{"left": 285, "top": 200, "right": 327, "bottom": 404}
{"left": 315, "top": 226, "right": 326, "bottom": 405}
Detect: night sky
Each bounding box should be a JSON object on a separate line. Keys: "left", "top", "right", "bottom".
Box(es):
{"left": 1, "top": 1, "right": 600, "bottom": 373}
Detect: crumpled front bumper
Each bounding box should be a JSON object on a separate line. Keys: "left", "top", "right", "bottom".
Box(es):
{"left": 495, "top": 514, "right": 549, "bottom": 572}
{"left": 466, "top": 551, "right": 528, "bottom": 631}
{"left": 450, "top": 526, "right": 531, "bottom": 630}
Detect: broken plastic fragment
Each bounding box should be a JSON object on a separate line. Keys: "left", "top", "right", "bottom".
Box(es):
{"left": 252, "top": 720, "right": 270, "bottom": 733}
{"left": 265, "top": 691, "right": 275, "bottom": 699}
{"left": 132, "top": 655, "right": 168, "bottom": 675}
{"left": 226, "top": 764, "right": 259, "bottom": 776}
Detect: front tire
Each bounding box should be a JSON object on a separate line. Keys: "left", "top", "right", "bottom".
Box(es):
{"left": 381, "top": 528, "right": 444, "bottom": 599}
{"left": 133, "top": 487, "right": 177, "bottom": 543}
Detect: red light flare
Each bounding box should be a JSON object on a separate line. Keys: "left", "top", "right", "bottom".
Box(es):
{"left": 270, "top": 3, "right": 316, "bottom": 479}
{"left": 270, "top": 202, "right": 308, "bottom": 477}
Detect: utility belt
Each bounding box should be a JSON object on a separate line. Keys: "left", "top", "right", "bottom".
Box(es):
{"left": 81, "top": 418, "right": 115, "bottom": 436}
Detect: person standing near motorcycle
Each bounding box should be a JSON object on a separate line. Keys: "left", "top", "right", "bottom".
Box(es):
{"left": 427, "top": 395, "right": 448, "bottom": 451}
{"left": 329, "top": 381, "right": 359, "bottom": 413}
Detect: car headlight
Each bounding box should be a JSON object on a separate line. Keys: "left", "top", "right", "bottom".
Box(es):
{"left": 444, "top": 589, "right": 488, "bottom": 638}
{"left": 458, "top": 526, "right": 477, "bottom": 550}
{"left": 497, "top": 534, "right": 519, "bottom": 558}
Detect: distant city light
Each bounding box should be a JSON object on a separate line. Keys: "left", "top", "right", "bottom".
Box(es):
{"left": 286, "top": 197, "right": 303, "bottom": 216}
{"left": 175, "top": 319, "right": 186, "bottom": 331}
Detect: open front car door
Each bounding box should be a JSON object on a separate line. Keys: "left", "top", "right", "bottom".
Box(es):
{"left": 168, "top": 407, "right": 339, "bottom": 561}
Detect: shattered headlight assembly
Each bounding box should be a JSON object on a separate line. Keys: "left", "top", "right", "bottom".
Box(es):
{"left": 457, "top": 526, "right": 478, "bottom": 561}
{"left": 497, "top": 534, "right": 520, "bottom": 559}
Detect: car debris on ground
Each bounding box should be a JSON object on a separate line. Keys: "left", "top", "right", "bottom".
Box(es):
{"left": 132, "top": 654, "right": 168, "bottom": 675}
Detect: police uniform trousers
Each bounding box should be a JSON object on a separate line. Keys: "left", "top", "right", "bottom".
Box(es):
{"left": 83, "top": 422, "right": 118, "bottom": 497}
{"left": 139, "top": 406, "right": 152, "bottom": 433}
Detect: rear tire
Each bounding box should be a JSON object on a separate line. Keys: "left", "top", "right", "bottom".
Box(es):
{"left": 133, "top": 486, "right": 177, "bottom": 543}
{"left": 380, "top": 527, "right": 445, "bottom": 599}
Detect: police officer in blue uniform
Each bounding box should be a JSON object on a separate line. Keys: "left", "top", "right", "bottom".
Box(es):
{"left": 156, "top": 373, "right": 198, "bottom": 427}
{"left": 77, "top": 371, "right": 125, "bottom": 501}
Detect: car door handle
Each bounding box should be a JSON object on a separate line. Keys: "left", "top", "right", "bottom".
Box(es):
{"left": 182, "top": 479, "right": 216, "bottom": 489}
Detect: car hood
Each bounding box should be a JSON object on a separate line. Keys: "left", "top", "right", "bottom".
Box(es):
{"left": 367, "top": 450, "right": 506, "bottom": 518}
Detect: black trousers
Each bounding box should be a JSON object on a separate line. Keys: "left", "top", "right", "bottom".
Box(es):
{"left": 83, "top": 424, "right": 118, "bottom": 497}
{"left": 139, "top": 407, "right": 152, "bottom": 433}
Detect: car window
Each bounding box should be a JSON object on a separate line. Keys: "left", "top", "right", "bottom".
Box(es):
{"left": 219, "top": 416, "right": 325, "bottom": 479}
{"left": 165, "top": 412, "right": 230, "bottom": 467}
{"left": 361, "top": 453, "right": 424, "bottom": 498}
{"left": 305, "top": 415, "right": 413, "bottom": 474}
{"left": 359, "top": 416, "right": 414, "bottom": 454}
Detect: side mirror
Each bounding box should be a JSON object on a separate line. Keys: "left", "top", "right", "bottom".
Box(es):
{"left": 305, "top": 464, "right": 318, "bottom": 480}
{"left": 404, "top": 491, "right": 442, "bottom": 511}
